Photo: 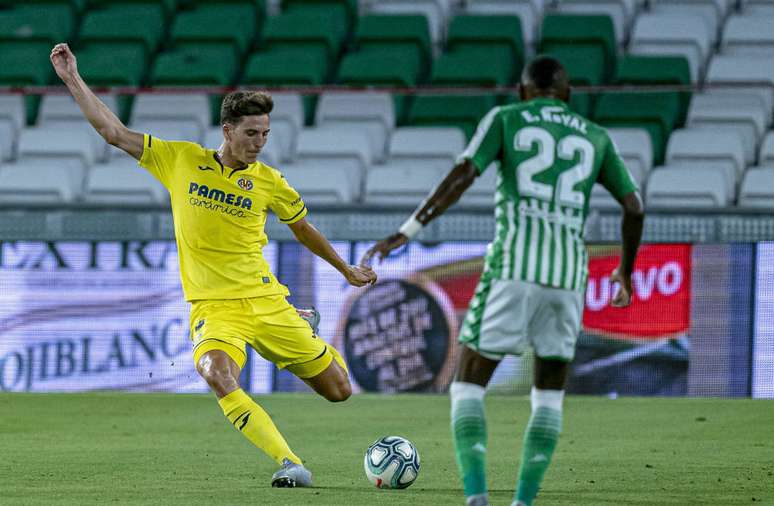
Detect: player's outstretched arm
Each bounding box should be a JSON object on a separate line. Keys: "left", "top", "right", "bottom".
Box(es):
{"left": 288, "top": 217, "right": 377, "bottom": 287}
{"left": 360, "top": 159, "right": 478, "bottom": 266}
{"left": 611, "top": 191, "right": 645, "bottom": 307}
{"left": 50, "top": 43, "right": 143, "bottom": 160}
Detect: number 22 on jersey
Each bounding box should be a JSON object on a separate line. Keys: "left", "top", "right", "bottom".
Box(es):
{"left": 514, "top": 126, "right": 595, "bottom": 209}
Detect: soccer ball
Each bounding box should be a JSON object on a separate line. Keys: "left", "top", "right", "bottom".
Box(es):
{"left": 363, "top": 436, "right": 420, "bottom": 489}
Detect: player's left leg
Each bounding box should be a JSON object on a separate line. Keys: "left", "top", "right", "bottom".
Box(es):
{"left": 512, "top": 284, "right": 583, "bottom": 506}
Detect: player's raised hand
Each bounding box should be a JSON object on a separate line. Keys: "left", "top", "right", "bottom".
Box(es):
{"left": 344, "top": 264, "right": 377, "bottom": 287}
{"left": 50, "top": 43, "right": 78, "bottom": 82}
{"left": 610, "top": 267, "right": 633, "bottom": 307}
{"left": 359, "top": 233, "right": 408, "bottom": 268}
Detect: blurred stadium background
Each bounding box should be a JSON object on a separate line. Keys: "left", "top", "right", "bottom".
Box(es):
{"left": 0, "top": 0, "right": 773, "bottom": 426}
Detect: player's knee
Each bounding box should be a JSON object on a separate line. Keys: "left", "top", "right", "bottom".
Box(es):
{"left": 196, "top": 360, "right": 238, "bottom": 396}
{"left": 325, "top": 379, "right": 351, "bottom": 403}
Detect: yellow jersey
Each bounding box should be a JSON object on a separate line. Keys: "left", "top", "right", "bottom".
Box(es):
{"left": 138, "top": 134, "right": 307, "bottom": 301}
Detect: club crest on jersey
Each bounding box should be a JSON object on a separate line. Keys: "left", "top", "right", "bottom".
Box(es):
{"left": 237, "top": 178, "right": 253, "bottom": 191}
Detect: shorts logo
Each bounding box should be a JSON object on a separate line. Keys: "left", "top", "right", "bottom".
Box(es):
{"left": 195, "top": 319, "right": 205, "bottom": 331}
{"left": 237, "top": 178, "right": 253, "bottom": 191}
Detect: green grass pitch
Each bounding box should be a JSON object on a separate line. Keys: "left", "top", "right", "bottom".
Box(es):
{"left": 1, "top": 393, "right": 772, "bottom": 505}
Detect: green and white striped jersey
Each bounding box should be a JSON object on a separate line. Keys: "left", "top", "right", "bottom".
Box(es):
{"left": 458, "top": 97, "right": 638, "bottom": 292}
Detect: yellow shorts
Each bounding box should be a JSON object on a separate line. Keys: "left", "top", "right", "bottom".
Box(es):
{"left": 189, "top": 295, "right": 345, "bottom": 379}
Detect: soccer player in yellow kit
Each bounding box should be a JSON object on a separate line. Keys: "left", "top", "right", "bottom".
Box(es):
{"left": 51, "top": 43, "right": 376, "bottom": 487}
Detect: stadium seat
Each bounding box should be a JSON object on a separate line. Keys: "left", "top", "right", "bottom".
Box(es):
{"left": 388, "top": 126, "right": 466, "bottom": 172}
{"left": 364, "top": 162, "right": 445, "bottom": 205}
{"left": 355, "top": 15, "right": 432, "bottom": 69}
{"left": 88, "top": 0, "right": 177, "bottom": 13}
{"left": 554, "top": 0, "right": 636, "bottom": 44}
{"left": 607, "top": 127, "right": 653, "bottom": 185}
{"left": 738, "top": 165, "right": 774, "bottom": 207}
{"left": 39, "top": 94, "right": 120, "bottom": 126}
{"left": 84, "top": 155, "right": 169, "bottom": 205}
{"left": 0, "top": 161, "right": 81, "bottom": 204}
{"left": 408, "top": 95, "right": 497, "bottom": 138}
{"left": 649, "top": 0, "right": 724, "bottom": 45}
{"left": 464, "top": 0, "right": 543, "bottom": 49}
{"left": 687, "top": 94, "right": 768, "bottom": 165}
{"left": 18, "top": 126, "right": 102, "bottom": 172}
{"left": 457, "top": 161, "right": 497, "bottom": 208}
{"left": 76, "top": 43, "right": 147, "bottom": 86}
{"left": 78, "top": 4, "right": 165, "bottom": 55}
{"left": 0, "top": 41, "right": 53, "bottom": 124}
{"left": 646, "top": 166, "right": 731, "bottom": 208}
{"left": 431, "top": 51, "right": 515, "bottom": 87}
{"left": 705, "top": 55, "right": 774, "bottom": 121}
{"left": 266, "top": 92, "right": 304, "bottom": 161}
{"left": 0, "top": 95, "right": 25, "bottom": 160}
{"left": 0, "top": 4, "right": 75, "bottom": 44}
{"left": 366, "top": 0, "right": 452, "bottom": 46}
{"left": 315, "top": 92, "right": 395, "bottom": 161}
{"left": 130, "top": 94, "right": 211, "bottom": 132}
{"left": 629, "top": 13, "right": 711, "bottom": 82}
{"left": 539, "top": 14, "right": 617, "bottom": 82}
{"left": 152, "top": 45, "right": 238, "bottom": 86}
{"left": 282, "top": 160, "right": 356, "bottom": 204}
{"left": 760, "top": 132, "right": 774, "bottom": 165}
{"left": 665, "top": 128, "right": 746, "bottom": 193}
{"left": 614, "top": 55, "right": 692, "bottom": 124}
{"left": 741, "top": 0, "right": 774, "bottom": 15}
{"left": 262, "top": 10, "right": 345, "bottom": 64}
{"left": 170, "top": 3, "right": 261, "bottom": 55}
{"left": 294, "top": 128, "right": 374, "bottom": 193}
{"left": 722, "top": 15, "right": 774, "bottom": 56}
{"left": 594, "top": 93, "right": 681, "bottom": 164}
{"left": 282, "top": 0, "right": 357, "bottom": 30}
{"left": 446, "top": 15, "right": 524, "bottom": 74}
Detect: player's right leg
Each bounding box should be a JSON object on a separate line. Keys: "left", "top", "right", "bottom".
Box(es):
{"left": 451, "top": 346, "right": 500, "bottom": 506}
{"left": 190, "top": 300, "right": 311, "bottom": 487}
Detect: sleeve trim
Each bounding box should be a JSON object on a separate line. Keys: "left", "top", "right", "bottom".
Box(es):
{"left": 279, "top": 205, "right": 307, "bottom": 223}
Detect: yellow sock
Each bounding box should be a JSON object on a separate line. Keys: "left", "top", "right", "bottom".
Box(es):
{"left": 217, "top": 389, "right": 302, "bottom": 465}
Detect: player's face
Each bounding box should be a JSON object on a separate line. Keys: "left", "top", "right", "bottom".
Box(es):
{"left": 225, "top": 114, "right": 270, "bottom": 164}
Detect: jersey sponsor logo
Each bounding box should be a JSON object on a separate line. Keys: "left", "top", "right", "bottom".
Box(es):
{"left": 237, "top": 177, "right": 253, "bottom": 191}
{"left": 187, "top": 182, "right": 252, "bottom": 218}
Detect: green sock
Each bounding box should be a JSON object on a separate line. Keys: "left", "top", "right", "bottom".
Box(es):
{"left": 450, "top": 381, "right": 488, "bottom": 499}
{"left": 515, "top": 389, "right": 563, "bottom": 506}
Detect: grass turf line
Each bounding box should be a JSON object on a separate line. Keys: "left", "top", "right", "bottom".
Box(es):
{"left": 0, "top": 393, "right": 772, "bottom": 505}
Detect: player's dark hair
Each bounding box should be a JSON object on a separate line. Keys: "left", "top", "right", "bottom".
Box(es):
{"left": 522, "top": 56, "right": 569, "bottom": 92}
{"left": 220, "top": 91, "right": 274, "bottom": 125}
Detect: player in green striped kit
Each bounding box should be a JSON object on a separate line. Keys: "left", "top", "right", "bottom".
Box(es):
{"left": 361, "top": 57, "right": 645, "bottom": 506}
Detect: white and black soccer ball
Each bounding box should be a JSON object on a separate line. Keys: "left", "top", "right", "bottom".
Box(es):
{"left": 364, "top": 436, "right": 420, "bottom": 489}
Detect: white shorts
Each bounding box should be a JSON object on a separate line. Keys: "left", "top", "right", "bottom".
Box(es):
{"left": 459, "top": 277, "right": 584, "bottom": 362}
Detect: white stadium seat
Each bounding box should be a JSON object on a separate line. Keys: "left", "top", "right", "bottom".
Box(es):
{"left": 0, "top": 95, "right": 24, "bottom": 161}
{"left": 760, "top": 131, "right": 774, "bottom": 165}
{"left": 687, "top": 94, "right": 769, "bottom": 165}
{"left": 555, "top": 0, "right": 637, "bottom": 44}
{"left": 282, "top": 160, "right": 356, "bottom": 204}
{"left": 388, "top": 126, "right": 467, "bottom": 172}
{"left": 269, "top": 92, "right": 304, "bottom": 161}
{"left": 39, "top": 93, "right": 119, "bottom": 125}
{"left": 315, "top": 92, "right": 395, "bottom": 161}
{"left": 294, "top": 128, "right": 374, "bottom": 194}
{"left": 649, "top": 0, "right": 725, "bottom": 44}
{"left": 18, "top": 125, "right": 102, "bottom": 172}
{"left": 740, "top": 0, "right": 774, "bottom": 16}
{"left": 738, "top": 165, "right": 774, "bottom": 208}
{"left": 666, "top": 128, "right": 746, "bottom": 193}
{"left": 84, "top": 156, "right": 169, "bottom": 205}
{"left": 722, "top": 15, "right": 774, "bottom": 56}
{"left": 706, "top": 56, "right": 774, "bottom": 117}
{"left": 630, "top": 13, "right": 712, "bottom": 81}
{"left": 364, "top": 162, "right": 445, "bottom": 205}
{"left": 0, "top": 161, "right": 81, "bottom": 204}
{"left": 465, "top": 0, "right": 544, "bottom": 49}
{"left": 607, "top": 127, "right": 653, "bottom": 185}
{"left": 130, "top": 93, "right": 210, "bottom": 131}
{"left": 646, "top": 166, "right": 731, "bottom": 208}
{"left": 458, "top": 162, "right": 498, "bottom": 208}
